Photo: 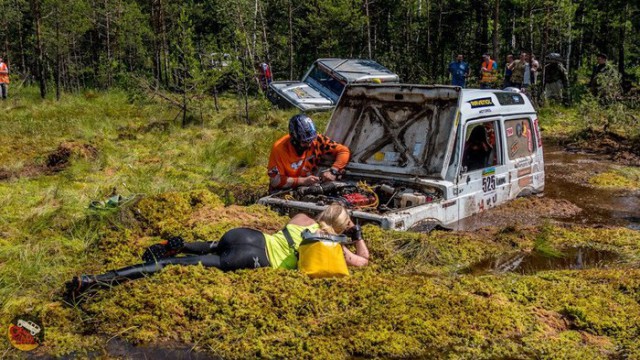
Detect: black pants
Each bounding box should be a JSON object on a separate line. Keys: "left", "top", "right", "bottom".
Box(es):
{"left": 0, "top": 83, "right": 7, "bottom": 99}
{"left": 96, "top": 228, "right": 270, "bottom": 283}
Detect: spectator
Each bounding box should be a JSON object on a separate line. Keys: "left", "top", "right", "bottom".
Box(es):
{"left": 523, "top": 53, "right": 532, "bottom": 89}
{"left": 0, "top": 57, "right": 9, "bottom": 100}
{"left": 530, "top": 54, "right": 540, "bottom": 84}
{"left": 448, "top": 54, "right": 470, "bottom": 88}
{"left": 543, "top": 53, "right": 569, "bottom": 105}
{"left": 479, "top": 54, "right": 498, "bottom": 89}
{"left": 503, "top": 54, "right": 514, "bottom": 88}
{"left": 508, "top": 52, "right": 528, "bottom": 89}
{"left": 589, "top": 53, "right": 622, "bottom": 101}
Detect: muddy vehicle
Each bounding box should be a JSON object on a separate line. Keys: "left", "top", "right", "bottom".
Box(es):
{"left": 259, "top": 84, "right": 544, "bottom": 231}
{"left": 267, "top": 59, "right": 399, "bottom": 112}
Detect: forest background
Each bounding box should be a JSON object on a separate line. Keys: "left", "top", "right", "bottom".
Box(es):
{"left": 1, "top": 0, "right": 638, "bottom": 103}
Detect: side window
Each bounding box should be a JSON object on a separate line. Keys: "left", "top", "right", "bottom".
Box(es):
{"left": 462, "top": 121, "right": 501, "bottom": 173}
{"left": 505, "top": 119, "right": 535, "bottom": 160}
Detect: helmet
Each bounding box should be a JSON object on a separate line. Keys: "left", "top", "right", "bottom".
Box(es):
{"left": 288, "top": 114, "right": 317, "bottom": 145}
{"left": 546, "top": 52, "right": 563, "bottom": 62}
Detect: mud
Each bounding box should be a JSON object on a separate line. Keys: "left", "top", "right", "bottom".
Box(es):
{"left": 0, "top": 141, "right": 98, "bottom": 181}
{"left": 457, "top": 143, "right": 640, "bottom": 231}
{"left": 465, "top": 247, "right": 623, "bottom": 275}
{"left": 104, "top": 339, "right": 219, "bottom": 360}
{"left": 544, "top": 145, "right": 640, "bottom": 228}
{"left": 564, "top": 129, "right": 640, "bottom": 166}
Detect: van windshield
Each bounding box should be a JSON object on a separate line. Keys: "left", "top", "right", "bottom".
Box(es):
{"left": 307, "top": 65, "right": 345, "bottom": 97}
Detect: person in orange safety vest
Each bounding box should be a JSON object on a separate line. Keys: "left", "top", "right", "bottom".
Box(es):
{"left": 0, "top": 57, "right": 9, "bottom": 100}
{"left": 268, "top": 114, "right": 350, "bottom": 193}
{"left": 480, "top": 54, "right": 498, "bottom": 89}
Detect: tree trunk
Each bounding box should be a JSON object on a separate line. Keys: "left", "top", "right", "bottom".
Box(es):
{"left": 31, "top": 0, "right": 46, "bottom": 98}
{"left": 492, "top": 0, "right": 500, "bottom": 61}
{"left": 566, "top": 18, "right": 572, "bottom": 75}
{"left": 618, "top": 1, "right": 627, "bottom": 76}
{"left": 365, "top": 0, "right": 371, "bottom": 58}
{"left": 105, "top": 0, "right": 112, "bottom": 87}
{"left": 55, "top": 13, "right": 61, "bottom": 101}
{"left": 257, "top": 0, "right": 270, "bottom": 63}
{"left": 288, "top": 0, "right": 293, "bottom": 79}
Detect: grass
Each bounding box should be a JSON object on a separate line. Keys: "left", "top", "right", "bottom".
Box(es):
{"left": 0, "top": 87, "right": 639, "bottom": 359}
{"left": 589, "top": 166, "right": 640, "bottom": 189}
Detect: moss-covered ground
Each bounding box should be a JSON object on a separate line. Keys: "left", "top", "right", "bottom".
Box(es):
{"left": 1, "top": 88, "right": 639, "bottom": 359}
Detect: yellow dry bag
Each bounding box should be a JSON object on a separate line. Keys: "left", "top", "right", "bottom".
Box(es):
{"left": 283, "top": 228, "right": 349, "bottom": 278}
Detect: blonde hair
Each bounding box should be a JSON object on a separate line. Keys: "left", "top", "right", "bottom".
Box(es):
{"left": 316, "top": 203, "right": 351, "bottom": 235}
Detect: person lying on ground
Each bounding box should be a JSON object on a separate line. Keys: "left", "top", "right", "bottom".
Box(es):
{"left": 65, "top": 204, "right": 369, "bottom": 298}
{"left": 268, "top": 114, "right": 350, "bottom": 193}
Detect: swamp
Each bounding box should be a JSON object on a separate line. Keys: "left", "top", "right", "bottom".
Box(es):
{"left": 0, "top": 87, "right": 639, "bottom": 359}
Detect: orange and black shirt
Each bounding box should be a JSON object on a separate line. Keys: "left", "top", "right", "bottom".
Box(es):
{"left": 267, "top": 134, "right": 350, "bottom": 192}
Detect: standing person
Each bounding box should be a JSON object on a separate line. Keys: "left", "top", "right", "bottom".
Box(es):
{"left": 503, "top": 54, "right": 514, "bottom": 88}
{"left": 543, "top": 53, "right": 569, "bottom": 105}
{"left": 448, "top": 54, "right": 470, "bottom": 88}
{"left": 0, "top": 57, "right": 9, "bottom": 100}
{"left": 479, "top": 54, "right": 498, "bottom": 89}
{"left": 530, "top": 54, "right": 540, "bottom": 85}
{"left": 268, "top": 114, "right": 351, "bottom": 193}
{"left": 589, "top": 53, "right": 621, "bottom": 100}
{"left": 522, "top": 53, "right": 532, "bottom": 89}
{"left": 508, "top": 52, "right": 528, "bottom": 89}
{"left": 257, "top": 62, "right": 273, "bottom": 91}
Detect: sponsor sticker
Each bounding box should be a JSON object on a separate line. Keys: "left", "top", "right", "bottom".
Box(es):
{"left": 469, "top": 97, "right": 494, "bottom": 108}
{"left": 506, "top": 127, "right": 514, "bottom": 137}
{"left": 7, "top": 315, "right": 44, "bottom": 351}
{"left": 482, "top": 167, "right": 496, "bottom": 176}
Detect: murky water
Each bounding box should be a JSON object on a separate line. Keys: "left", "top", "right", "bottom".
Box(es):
{"left": 456, "top": 144, "right": 640, "bottom": 230}
{"left": 544, "top": 145, "right": 640, "bottom": 228}
{"left": 464, "top": 247, "right": 623, "bottom": 275}
{"left": 104, "top": 340, "right": 217, "bottom": 359}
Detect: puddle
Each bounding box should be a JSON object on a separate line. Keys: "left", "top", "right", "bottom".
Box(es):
{"left": 544, "top": 145, "right": 640, "bottom": 228}
{"left": 464, "top": 247, "right": 622, "bottom": 275}
{"left": 454, "top": 144, "right": 640, "bottom": 231}
{"left": 91, "top": 339, "right": 218, "bottom": 360}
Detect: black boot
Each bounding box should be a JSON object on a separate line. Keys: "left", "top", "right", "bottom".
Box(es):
{"left": 141, "top": 236, "right": 185, "bottom": 263}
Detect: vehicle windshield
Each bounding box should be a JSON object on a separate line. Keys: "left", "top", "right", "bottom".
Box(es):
{"left": 307, "top": 65, "right": 345, "bottom": 96}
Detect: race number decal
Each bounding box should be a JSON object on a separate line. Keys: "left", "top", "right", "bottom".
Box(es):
{"left": 482, "top": 175, "right": 496, "bottom": 192}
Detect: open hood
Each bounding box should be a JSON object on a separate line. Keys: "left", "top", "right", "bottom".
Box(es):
{"left": 269, "top": 81, "right": 334, "bottom": 111}
{"left": 325, "top": 84, "right": 460, "bottom": 179}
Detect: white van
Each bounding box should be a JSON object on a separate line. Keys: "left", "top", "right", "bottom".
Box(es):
{"left": 258, "top": 84, "right": 544, "bottom": 231}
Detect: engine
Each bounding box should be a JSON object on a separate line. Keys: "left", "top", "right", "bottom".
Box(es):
{"left": 276, "top": 180, "right": 442, "bottom": 213}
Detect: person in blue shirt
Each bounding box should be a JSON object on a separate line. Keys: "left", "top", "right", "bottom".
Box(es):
{"left": 448, "top": 54, "right": 470, "bottom": 88}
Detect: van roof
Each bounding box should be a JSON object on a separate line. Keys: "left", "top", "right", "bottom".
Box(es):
{"left": 458, "top": 88, "right": 536, "bottom": 120}
{"left": 314, "top": 58, "right": 399, "bottom": 83}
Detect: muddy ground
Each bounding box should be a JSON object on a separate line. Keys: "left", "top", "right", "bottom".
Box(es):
{"left": 458, "top": 142, "right": 640, "bottom": 231}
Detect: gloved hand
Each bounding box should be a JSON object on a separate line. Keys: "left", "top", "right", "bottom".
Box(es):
{"left": 343, "top": 224, "right": 363, "bottom": 241}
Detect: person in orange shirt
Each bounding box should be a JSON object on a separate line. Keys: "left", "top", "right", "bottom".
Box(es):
{"left": 0, "top": 57, "right": 9, "bottom": 100}
{"left": 268, "top": 114, "right": 350, "bottom": 193}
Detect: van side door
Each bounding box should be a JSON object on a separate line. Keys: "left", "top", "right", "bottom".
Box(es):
{"left": 503, "top": 116, "right": 543, "bottom": 197}
{"left": 453, "top": 118, "right": 512, "bottom": 221}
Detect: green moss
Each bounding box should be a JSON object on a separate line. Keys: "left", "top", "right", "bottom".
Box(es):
{"left": 589, "top": 167, "right": 640, "bottom": 189}
{"left": 2, "top": 89, "right": 640, "bottom": 358}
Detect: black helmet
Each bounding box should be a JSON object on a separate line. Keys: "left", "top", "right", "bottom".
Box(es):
{"left": 288, "top": 114, "right": 317, "bottom": 145}
{"left": 546, "top": 52, "right": 563, "bottom": 62}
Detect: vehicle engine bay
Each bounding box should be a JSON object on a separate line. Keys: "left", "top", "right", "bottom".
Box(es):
{"left": 272, "top": 178, "right": 443, "bottom": 213}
